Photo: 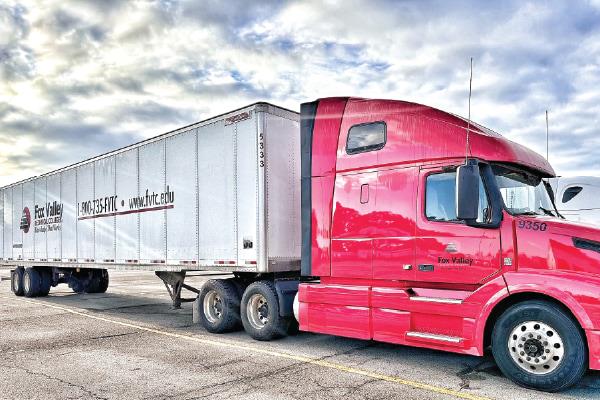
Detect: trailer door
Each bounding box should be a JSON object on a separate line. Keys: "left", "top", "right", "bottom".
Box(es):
{"left": 414, "top": 165, "right": 501, "bottom": 285}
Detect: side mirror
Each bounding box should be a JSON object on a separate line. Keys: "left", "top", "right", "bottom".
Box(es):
{"left": 456, "top": 162, "right": 480, "bottom": 221}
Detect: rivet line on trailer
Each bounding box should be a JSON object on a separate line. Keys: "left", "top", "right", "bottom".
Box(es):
{"left": 1, "top": 296, "right": 491, "bottom": 400}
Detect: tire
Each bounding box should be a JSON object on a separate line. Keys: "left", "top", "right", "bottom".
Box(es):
{"left": 492, "top": 300, "right": 587, "bottom": 392}
{"left": 37, "top": 267, "right": 52, "bottom": 297}
{"left": 241, "top": 281, "right": 290, "bottom": 341}
{"left": 22, "top": 267, "right": 42, "bottom": 298}
{"left": 68, "top": 271, "right": 87, "bottom": 294}
{"left": 85, "top": 270, "right": 109, "bottom": 294}
{"left": 10, "top": 267, "right": 24, "bottom": 297}
{"left": 96, "top": 270, "right": 109, "bottom": 293}
{"left": 198, "top": 279, "right": 241, "bottom": 333}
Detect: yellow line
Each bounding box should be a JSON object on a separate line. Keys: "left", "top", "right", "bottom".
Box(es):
{"left": 2, "top": 296, "right": 491, "bottom": 400}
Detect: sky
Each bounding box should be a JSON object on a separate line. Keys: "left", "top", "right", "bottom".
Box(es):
{"left": 1, "top": 0, "right": 600, "bottom": 186}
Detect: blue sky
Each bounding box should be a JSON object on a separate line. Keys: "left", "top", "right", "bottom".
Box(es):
{"left": 1, "top": 0, "right": 599, "bottom": 185}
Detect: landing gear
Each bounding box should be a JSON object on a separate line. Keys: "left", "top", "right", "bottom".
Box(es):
{"left": 155, "top": 271, "right": 199, "bottom": 309}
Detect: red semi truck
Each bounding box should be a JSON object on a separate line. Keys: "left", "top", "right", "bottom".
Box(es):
{"left": 296, "top": 97, "right": 600, "bottom": 392}
{"left": 6, "top": 97, "right": 600, "bottom": 392}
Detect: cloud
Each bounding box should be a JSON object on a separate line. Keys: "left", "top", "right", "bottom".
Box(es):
{"left": 1, "top": 0, "right": 600, "bottom": 186}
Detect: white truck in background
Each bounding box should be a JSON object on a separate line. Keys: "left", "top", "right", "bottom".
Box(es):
{"left": 550, "top": 177, "right": 600, "bottom": 226}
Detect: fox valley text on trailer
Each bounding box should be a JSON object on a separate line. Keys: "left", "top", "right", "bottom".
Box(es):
{"left": 5, "top": 98, "right": 600, "bottom": 392}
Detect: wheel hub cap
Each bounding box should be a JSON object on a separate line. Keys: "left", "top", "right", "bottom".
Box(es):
{"left": 203, "top": 291, "right": 223, "bottom": 324}
{"left": 247, "top": 294, "right": 269, "bottom": 330}
{"left": 508, "top": 321, "right": 564, "bottom": 375}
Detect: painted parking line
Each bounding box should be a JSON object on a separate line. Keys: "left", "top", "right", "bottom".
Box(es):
{"left": 2, "top": 296, "right": 491, "bottom": 400}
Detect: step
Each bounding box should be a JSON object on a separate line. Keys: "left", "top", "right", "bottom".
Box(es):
{"left": 409, "top": 296, "right": 463, "bottom": 304}
{"left": 406, "top": 331, "right": 463, "bottom": 344}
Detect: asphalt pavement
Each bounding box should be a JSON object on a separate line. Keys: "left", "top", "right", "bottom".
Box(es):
{"left": 1, "top": 270, "right": 599, "bottom": 400}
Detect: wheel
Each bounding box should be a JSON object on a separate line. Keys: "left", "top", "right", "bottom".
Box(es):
{"left": 85, "top": 270, "right": 109, "bottom": 294}
{"left": 241, "top": 281, "right": 290, "bottom": 341}
{"left": 22, "top": 267, "right": 42, "bottom": 298}
{"left": 96, "top": 270, "right": 109, "bottom": 293}
{"left": 198, "top": 279, "right": 241, "bottom": 333}
{"left": 68, "top": 270, "right": 87, "bottom": 293}
{"left": 492, "top": 300, "right": 587, "bottom": 392}
{"left": 10, "top": 267, "right": 24, "bottom": 296}
{"left": 37, "top": 267, "right": 52, "bottom": 297}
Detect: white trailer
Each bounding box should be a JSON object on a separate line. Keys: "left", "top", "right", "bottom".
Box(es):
{"left": 550, "top": 177, "right": 600, "bottom": 227}
{"left": 4, "top": 103, "right": 302, "bottom": 339}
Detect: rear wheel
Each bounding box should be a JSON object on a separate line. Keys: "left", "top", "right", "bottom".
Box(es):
{"left": 96, "top": 270, "right": 109, "bottom": 293}
{"left": 37, "top": 267, "right": 52, "bottom": 297}
{"left": 241, "top": 281, "right": 290, "bottom": 341}
{"left": 10, "top": 267, "right": 24, "bottom": 296}
{"left": 22, "top": 267, "right": 42, "bottom": 298}
{"left": 85, "top": 269, "right": 109, "bottom": 294}
{"left": 492, "top": 300, "right": 587, "bottom": 392}
{"left": 198, "top": 279, "right": 241, "bottom": 333}
{"left": 68, "top": 271, "right": 87, "bottom": 293}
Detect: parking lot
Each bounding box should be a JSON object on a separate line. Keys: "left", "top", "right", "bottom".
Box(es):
{"left": 1, "top": 270, "right": 599, "bottom": 400}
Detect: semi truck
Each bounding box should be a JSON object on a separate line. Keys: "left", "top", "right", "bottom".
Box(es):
{"left": 4, "top": 97, "right": 600, "bottom": 392}
{"left": 550, "top": 176, "right": 600, "bottom": 226}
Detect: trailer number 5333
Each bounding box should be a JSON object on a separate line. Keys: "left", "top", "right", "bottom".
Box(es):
{"left": 518, "top": 220, "right": 547, "bottom": 231}
{"left": 259, "top": 133, "right": 265, "bottom": 167}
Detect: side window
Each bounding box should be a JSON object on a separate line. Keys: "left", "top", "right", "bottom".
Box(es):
{"left": 562, "top": 186, "right": 583, "bottom": 204}
{"left": 346, "top": 122, "right": 386, "bottom": 155}
{"left": 425, "top": 171, "right": 491, "bottom": 224}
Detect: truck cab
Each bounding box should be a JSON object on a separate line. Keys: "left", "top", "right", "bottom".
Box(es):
{"left": 299, "top": 97, "right": 600, "bottom": 391}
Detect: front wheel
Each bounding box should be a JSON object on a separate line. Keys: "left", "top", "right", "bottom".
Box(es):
{"left": 492, "top": 300, "right": 587, "bottom": 392}
{"left": 241, "top": 281, "right": 290, "bottom": 341}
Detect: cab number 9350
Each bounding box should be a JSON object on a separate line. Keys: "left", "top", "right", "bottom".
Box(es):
{"left": 518, "top": 220, "right": 548, "bottom": 231}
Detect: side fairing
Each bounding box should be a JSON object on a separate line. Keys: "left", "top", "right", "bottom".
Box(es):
{"left": 301, "top": 98, "right": 348, "bottom": 277}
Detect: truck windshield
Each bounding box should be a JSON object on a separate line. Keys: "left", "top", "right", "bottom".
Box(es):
{"left": 493, "top": 166, "right": 557, "bottom": 217}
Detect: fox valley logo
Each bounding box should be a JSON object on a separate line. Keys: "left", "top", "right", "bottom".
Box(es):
{"left": 20, "top": 207, "right": 31, "bottom": 233}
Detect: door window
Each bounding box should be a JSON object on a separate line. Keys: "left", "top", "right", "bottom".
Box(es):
{"left": 425, "top": 171, "right": 491, "bottom": 224}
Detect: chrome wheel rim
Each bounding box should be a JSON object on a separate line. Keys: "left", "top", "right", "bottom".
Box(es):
{"left": 247, "top": 294, "right": 269, "bottom": 330}
{"left": 508, "top": 321, "right": 565, "bottom": 375}
{"left": 23, "top": 272, "right": 31, "bottom": 294}
{"left": 203, "top": 291, "right": 223, "bottom": 324}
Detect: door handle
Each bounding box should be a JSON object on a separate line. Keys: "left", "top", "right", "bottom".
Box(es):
{"left": 360, "top": 183, "right": 369, "bottom": 204}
